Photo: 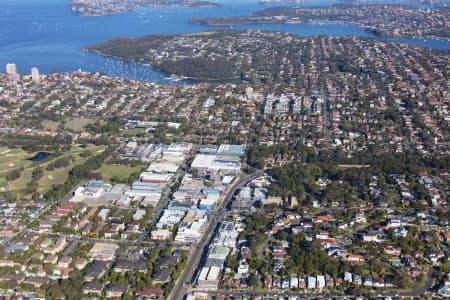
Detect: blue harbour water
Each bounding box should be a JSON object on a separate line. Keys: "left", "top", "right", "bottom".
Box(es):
{"left": 28, "top": 152, "right": 50, "bottom": 162}
{"left": 0, "top": 0, "right": 448, "bottom": 83}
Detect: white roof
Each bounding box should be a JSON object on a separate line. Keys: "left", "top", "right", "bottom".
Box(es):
{"left": 191, "top": 154, "right": 240, "bottom": 172}
{"left": 139, "top": 172, "right": 173, "bottom": 182}
{"left": 147, "top": 162, "right": 179, "bottom": 173}
{"left": 200, "top": 197, "right": 217, "bottom": 206}
{"left": 222, "top": 175, "right": 234, "bottom": 184}
{"left": 191, "top": 154, "right": 215, "bottom": 168}
{"left": 126, "top": 141, "right": 138, "bottom": 148}
{"left": 207, "top": 266, "right": 221, "bottom": 281}
{"left": 198, "top": 267, "right": 210, "bottom": 281}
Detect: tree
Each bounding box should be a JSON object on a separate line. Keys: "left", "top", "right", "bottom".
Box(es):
{"left": 225, "top": 253, "right": 239, "bottom": 271}
{"left": 6, "top": 168, "right": 22, "bottom": 181}
{"left": 43, "top": 262, "right": 53, "bottom": 274}
{"left": 45, "top": 284, "right": 65, "bottom": 299}
{"left": 32, "top": 166, "right": 44, "bottom": 181}
{"left": 248, "top": 273, "right": 260, "bottom": 288}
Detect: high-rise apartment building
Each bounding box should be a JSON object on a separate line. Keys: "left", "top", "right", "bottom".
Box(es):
{"left": 31, "top": 67, "right": 40, "bottom": 81}
{"left": 6, "top": 63, "right": 17, "bottom": 75}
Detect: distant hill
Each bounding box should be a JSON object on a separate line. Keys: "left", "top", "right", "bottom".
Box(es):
{"left": 189, "top": 4, "right": 450, "bottom": 39}
{"left": 71, "top": 0, "right": 221, "bottom": 16}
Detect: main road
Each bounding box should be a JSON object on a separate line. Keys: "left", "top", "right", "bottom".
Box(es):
{"left": 169, "top": 171, "right": 264, "bottom": 300}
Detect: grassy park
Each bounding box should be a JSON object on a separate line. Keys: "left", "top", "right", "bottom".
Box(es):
{"left": 96, "top": 164, "right": 144, "bottom": 183}
{"left": 42, "top": 118, "right": 97, "bottom": 132}
{"left": 64, "top": 117, "right": 96, "bottom": 132}
{"left": 0, "top": 144, "right": 107, "bottom": 198}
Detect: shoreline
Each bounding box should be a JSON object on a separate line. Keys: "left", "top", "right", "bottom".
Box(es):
{"left": 71, "top": 0, "right": 222, "bottom": 17}
{"left": 83, "top": 49, "right": 241, "bottom": 83}
{"left": 83, "top": 29, "right": 449, "bottom": 86}
{"left": 190, "top": 18, "right": 450, "bottom": 42}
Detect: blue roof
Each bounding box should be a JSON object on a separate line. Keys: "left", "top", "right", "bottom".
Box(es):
{"left": 85, "top": 180, "right": 105, "bottom": 187}
{"left": 202, "top": 188, "right": 219, "bottom": 195}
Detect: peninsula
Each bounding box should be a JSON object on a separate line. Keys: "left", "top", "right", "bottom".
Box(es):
{"left": 86, "top": 29, "right": 450, "bottom": 83}
{"left": 71, "top": 0, "right": 221, "bottom": 16}
{"left": 189, "top": 4, "right": 450, "bottom": 39}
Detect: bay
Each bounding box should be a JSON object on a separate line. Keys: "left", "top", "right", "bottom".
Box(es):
{"left": 0, "top": 0, "right": 448, "bottom": 83}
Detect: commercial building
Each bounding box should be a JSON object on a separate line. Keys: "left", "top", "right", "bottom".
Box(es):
{"left": 191, "top": 144, "right": 244, "bottom": 175}
{"left": 206, "top": 245, "right": 229, "bottom": 263}
{"left": 70, "top": 181, "right": 115, "bottom": 205}
{"left": 156, "top": 209, "right": 186, "bottom": 229}
{"left": 139, "top": 172, "right": 173, "bottom": 184}
{"left": 217, "top": 144, "right": 246, "bottom": 157}
{"left": 151, "top": 229, "right": 172, "bottom": 240}
{"left": 198, "top": 194, "right": 219, "bottom": 210}
{"left": 139, "top": 194, "right": 162, "bottom": 207}
{"left": 73, "top": 186, "right": 104, "bottom": 198}
{"left": 191, "top": 154, "right": 241, "bottom": 174}
{"left": 130, "top": 181, "right": 162, "bottom": 193}
{"left": 147, "top": 162, "right": 179, "bottom": 174}
{"left": 174, "top": 211, "right": 208, "bottom": 244}
{"left": 177, "top": 174, "right": 204, "bottom": 198}
{"left": 88, "top": 243, "right": 119, "bottom": 261}
{"left": 197, "top": 266, "right": 221, "bottom": 290}
{"left": 213, "top": 222, "right": 239, "bottom": 247}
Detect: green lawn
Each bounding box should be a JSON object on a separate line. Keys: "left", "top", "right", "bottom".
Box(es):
{"left": 120, "top": 128, "right": 146, "bottom": 137}
{"left": 96, "top": 164, "right": 144, "bottom": 183}
{"left": 0, "top": 148, "right": 36, "bottom": 194}
{"left": 0, "top": 144, "right": 107, "bottom": 197}
{"left": 41, "top": 120, "right": 59, "bottom": 131}
{"left": 42, "top": 118, "right": 97, "bottom": 132}
{"left": 64, "top": 117, "right": 96, "bottom": 132}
